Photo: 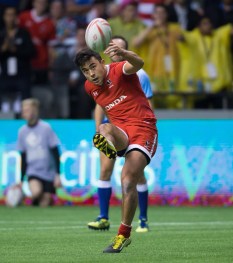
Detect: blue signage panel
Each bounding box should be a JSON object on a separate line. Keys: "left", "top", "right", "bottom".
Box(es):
{"left": 0, "top": 119, "right": 232, "bottom": 205}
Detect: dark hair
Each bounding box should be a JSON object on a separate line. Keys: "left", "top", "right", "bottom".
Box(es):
{"left": 112, "top": 35, "right": 128, "bottom": 50}
{"left": 74, "top": 48, "right": 102, "bottom": 67}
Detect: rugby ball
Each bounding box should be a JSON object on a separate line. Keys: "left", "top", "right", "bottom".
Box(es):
{"left": 5, "top": 185, "right": 24, "bottom": 207}
{"left": 85, "top": 18, "right": 112, "bottom": 52}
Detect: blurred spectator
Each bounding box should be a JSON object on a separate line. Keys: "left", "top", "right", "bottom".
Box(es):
{"left": 205, "top": 0, "right": 233, "bottom": 68}
{"left": 205, "top": 0, "right": 233, "bottom": 28}
{"left": 0, "top": 1, "right": 19, "bottom": 30}
{"left": 66, "top": 0, "right": 93, "bottom": 26}
{"left": 68, "top": 27, "right": 95, "bottom": 118}
{"left": 179, "top": 17, "right": 233, "bottom": 108}
{"left": 166, "top": 0, "right": 201, "bottom": 30}
{"left": 0, "top": 6, "right": 35, "bottom": 116}
{"left": 49, "top": 0, "right": 77, "bottom": 118}
{"left": 106, "top": 1, "right": 120, "bottom": 19}
{"left": 18, "top": 0, "right": 33, "bottom": 11}
{"left": 138, "top": 0, "right": 164, "bottom": 26}
{"left": 107, "top": 0, "right": 146, "bottom": 62}
{"left": 50, "top": 0, "right": 77, "bottom": 42}
{"left": 189, "top": 0, "right": 205, "bottom": 16}
{"left": 19, "top": 0, "right": 56, "bottom": 118}
{"left": 17, "top": 98, "right": 61, "bottom": 206}
{"left": 133, "top": 4, "right": 182, "bottom": 108}
{"left": 86, "top": 0, "right": 108, "bottom": 23}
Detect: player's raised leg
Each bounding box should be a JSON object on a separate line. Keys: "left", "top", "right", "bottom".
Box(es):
{"left": 93, "top": 123, "right": 128, "bottom": 159}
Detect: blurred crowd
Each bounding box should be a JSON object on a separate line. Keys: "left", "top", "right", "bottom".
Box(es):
{"left": 0, "top": 0, "right": 233, "bottom": 118}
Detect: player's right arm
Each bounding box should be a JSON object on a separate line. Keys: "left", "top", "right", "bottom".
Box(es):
{"left": 94, "top": 104, "right": 105, "bottom": 133}
{"left": 104, "top": 42, "right": 144, "bottom": 74}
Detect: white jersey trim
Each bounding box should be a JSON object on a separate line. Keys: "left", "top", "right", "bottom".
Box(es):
{"left": 122, "top": 62, "right": 130, "bottom": 75}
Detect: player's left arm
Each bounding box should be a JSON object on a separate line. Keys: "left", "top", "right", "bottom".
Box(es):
{"left": 104, "top": 42, "right": 144, "bottom": 74}
{"left": 94, "top": 104, "right": 105, "bottom": 133}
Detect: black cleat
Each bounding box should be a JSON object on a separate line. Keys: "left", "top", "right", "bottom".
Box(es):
{"left": 93, "top": 133, "right": 117, "bottom": 159}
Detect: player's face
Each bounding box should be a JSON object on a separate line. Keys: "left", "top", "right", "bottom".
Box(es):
{"left": 81, "top": 57, "right": 106, "bottom": 86}
{"left": 22, "top": 104, "right": 38, "bottom": 123}
{"left": 111, "top": 39, "right": 127, "bottom": 62}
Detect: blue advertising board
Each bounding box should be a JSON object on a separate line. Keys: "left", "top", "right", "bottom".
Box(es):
{"left": 0, "top": 119, "right": 233, "bottom": 206}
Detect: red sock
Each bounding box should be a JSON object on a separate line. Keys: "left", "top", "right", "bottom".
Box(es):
{"left": 118, "top": 222, "right": 132, "bottom": 238}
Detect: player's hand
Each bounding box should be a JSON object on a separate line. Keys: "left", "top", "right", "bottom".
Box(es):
{"left": 104, "top": 42, "right": 126, "bottom": 59}
{"left": 54, "top": 174, "right": 62, "bottom": 188}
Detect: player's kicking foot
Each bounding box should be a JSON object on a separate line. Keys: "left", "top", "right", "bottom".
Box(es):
{"left": 103, "top": 235, "right": 131, "bottom": 253}
{"left": 88, "top": 218, "right": 110, "bottom": 231}
{"left": 93, "top": 133, "right": 117, "bottom": 159}
{"left": 135, "top": 219, "right": 149, "bottom": 233}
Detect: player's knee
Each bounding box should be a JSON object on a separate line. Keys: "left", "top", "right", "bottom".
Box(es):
{"left": 99, "top": 123, "right": 113, "bottom": 135}
{"left": 121, "top": 180, "right": 136, "bottom": 195}
{"left": 100, "top": 168, "right": 113, "bottom": 180}
{"left": 137, "top": 174, "right": 146, "bottom": 185}
{"left": 121, "top": 175, "right": 138, "bottom": 195}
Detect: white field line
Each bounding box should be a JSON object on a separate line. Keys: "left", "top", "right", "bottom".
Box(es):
{"left": 0, "top": 221, "right": 233, "bottom": 231}
{"left": 0, "top": 221, "right": 86, "bottom": 224}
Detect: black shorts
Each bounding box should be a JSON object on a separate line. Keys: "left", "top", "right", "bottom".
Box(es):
{"left": 28, "top": 176, "right": 56, "bottom": 194}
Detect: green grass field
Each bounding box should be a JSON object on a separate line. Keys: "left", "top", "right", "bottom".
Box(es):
{"left": 0, "top": 206, "right": 232, "bottom": 263}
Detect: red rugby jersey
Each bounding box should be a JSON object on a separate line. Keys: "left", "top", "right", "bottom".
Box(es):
{"left": 19, "top": 10, "right": 55, "bottom": 70}
{"left": 85, "top": 61, "right": 156, "bottom": 127}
